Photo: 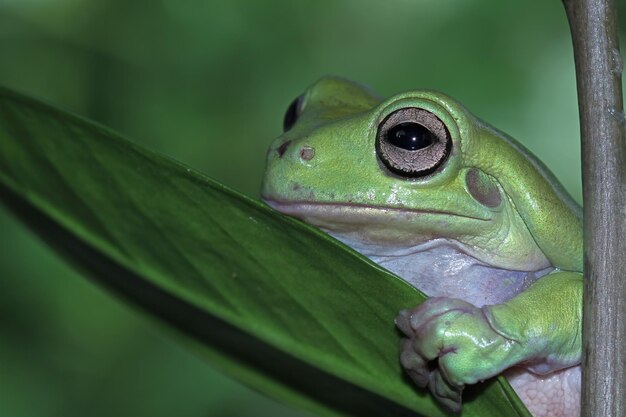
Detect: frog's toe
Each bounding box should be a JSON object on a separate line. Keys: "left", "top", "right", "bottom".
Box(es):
{"left": 395, "top": 309, "right": 413, "bottom": 336}
{"left": 407, "top": 298, "right": 476, "bottom": 332}
{"left": 429, "top": 369, "right": 463, "bottom": 413}
{"left": 399, "top": 338, "right": 429, "bottom": 387}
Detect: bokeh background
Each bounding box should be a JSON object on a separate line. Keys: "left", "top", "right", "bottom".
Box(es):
{"left": 1, "top": 1, "right": 624, "bottom": 416}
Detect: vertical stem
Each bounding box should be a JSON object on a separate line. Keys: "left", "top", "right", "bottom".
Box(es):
{"left": 562, "top": 0, "right": 626, "bottom": 416}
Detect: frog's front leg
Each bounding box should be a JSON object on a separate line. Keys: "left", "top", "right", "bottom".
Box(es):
{"left": 396, "top": 271, "right": 582, "bottom": 412}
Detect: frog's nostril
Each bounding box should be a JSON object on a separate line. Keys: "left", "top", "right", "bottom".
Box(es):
{"left": 277, "top": 140, "right": 292, "bottom": 158}
{"left": 300, "top": 146, "right": 315, "bottom": 161}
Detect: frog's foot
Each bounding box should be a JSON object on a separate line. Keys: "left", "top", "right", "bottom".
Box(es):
{"left": 396, "top": 297, "right": 519, "bottom": 412}
{"left": 398, "top": 318, "right": 463, "bottom": 412}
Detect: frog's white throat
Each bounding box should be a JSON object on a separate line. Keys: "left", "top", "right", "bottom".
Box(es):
{"left": 264, "top": 198, "right": 553, "bottom": 305}
{"left": 324, "top": 231, "right": 553, "bottom": 307}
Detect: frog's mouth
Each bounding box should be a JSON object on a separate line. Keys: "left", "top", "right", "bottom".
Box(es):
{"left": 264, "top": 199, "right": 491, "bottom": 224}
{"left": 264, "top": 198, "right": 492, "bottom": 246}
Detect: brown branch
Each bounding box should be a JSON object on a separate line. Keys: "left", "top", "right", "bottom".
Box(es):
{"left": 562, "top": 0, "right": 626, "bottom": 416}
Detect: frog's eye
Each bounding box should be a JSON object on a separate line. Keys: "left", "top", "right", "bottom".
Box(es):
{"left": 283, "top": 94, "right": 304, "bottom": 132}
{"left": 376, "top": 107, "right": 451, "bottom": 177}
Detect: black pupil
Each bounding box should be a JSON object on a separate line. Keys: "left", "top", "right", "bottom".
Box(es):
{"left": 283, "top": 96, "right": 301, "bottom": 132}
{"left": 387, "top": 122, "right": 434, "bottom": 150}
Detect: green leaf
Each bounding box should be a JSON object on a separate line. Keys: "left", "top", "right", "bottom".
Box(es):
{"left": 0, "top": 86, "right": 531, "bottom": 417}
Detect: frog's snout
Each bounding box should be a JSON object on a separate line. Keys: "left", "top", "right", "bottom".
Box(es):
{"left": 274, "top": 138, "right": 316, "bottom": 162}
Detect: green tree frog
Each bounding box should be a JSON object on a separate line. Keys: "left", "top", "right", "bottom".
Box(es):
{"left": 261, "top": 77, "right": 582, "bottom": 417}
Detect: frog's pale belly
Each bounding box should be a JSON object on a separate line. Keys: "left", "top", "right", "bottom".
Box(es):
{"left": 327, "top": 235, "right": 553, "bottom": 307}
{"left": 506, "top": 366, "right": 581, "bottom": 417}
{"left": 328, "top": 233, "right": 581, "bottom": 417}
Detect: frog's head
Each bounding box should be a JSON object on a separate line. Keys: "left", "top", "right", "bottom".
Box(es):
{"left": 262, "top": 77, "right": 581, "bottom": 272}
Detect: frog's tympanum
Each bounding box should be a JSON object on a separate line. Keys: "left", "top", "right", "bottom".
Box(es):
{"left": 261, "top": 77, "right": 582, "bottom": 417}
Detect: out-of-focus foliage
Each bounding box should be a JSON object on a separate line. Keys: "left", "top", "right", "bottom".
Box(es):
{"left": 0, "top": 1, "right": 622, "bottom": 417}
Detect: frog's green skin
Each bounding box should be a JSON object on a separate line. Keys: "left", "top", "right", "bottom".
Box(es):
{"left": 261, "top": 77, "right": 583, "bottom": 417}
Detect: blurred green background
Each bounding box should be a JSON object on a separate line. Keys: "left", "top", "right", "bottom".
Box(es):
{"left": 0, "top": 1, "right": 624, "bottom": 416}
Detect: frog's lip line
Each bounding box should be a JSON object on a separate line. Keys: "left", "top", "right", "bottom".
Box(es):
{"left": 263, "top": 199, "right": 492, "bottom": 222}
